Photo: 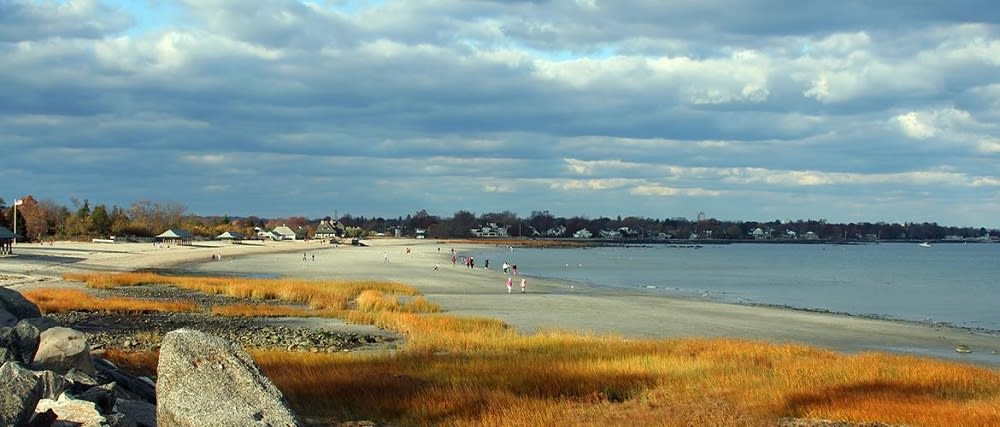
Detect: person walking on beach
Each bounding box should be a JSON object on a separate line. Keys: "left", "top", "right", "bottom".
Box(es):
{"left": 520, "top": 278, "right": 526, "bottom": 293}
{"left": 484, "top": 259, "right": 489, "bottom": 269}
{"left": 506, "top": 276, "right": 513, "bottom": 293}
{"left": 383, "top": 252, "right": 389, "bottom": 263}
{"left": 451, "top": 255, "right": 457, "bottom": 266}
{"left": 512, "top": 264, "right": 518, "bottom": 275}
{"left": 502, "top": 262, "right": 509, "bottom": 274}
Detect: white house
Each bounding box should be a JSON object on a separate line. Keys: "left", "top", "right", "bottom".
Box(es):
{"left": 314, "top": 219, "right": 344, "bottom": 240}
{"left": 271, "top": 225, "right": 305, "bottom": 241}
{"left": 545, "top": 225, "right": 567, "bottom": 237}
{"left": 470, "top": 223, "right": 508, "bottom": 238}
{"left": 751, "top": 228, "right": 767, "bottom": 239}
{"left": 572, "top": 229, "right": 593, "bottom": 239}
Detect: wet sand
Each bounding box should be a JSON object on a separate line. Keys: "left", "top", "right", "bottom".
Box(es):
{"left": 5, "top": 239, "right": 1000, "bottom": 366}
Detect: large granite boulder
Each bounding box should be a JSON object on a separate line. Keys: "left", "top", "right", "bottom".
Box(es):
{"left": 157, "top": 328, "right": 302, "bottom": 427}
{"left": 0, "top": 287, "right": 41, "bottom": 320}
{"left": 0, "top": 361, "right": 45, "bottom": 427}
{"left": 0, "top": 308, "right": 16, "bottom": 328}
{"left": 33, "top": 326, "right": 96, "bottom": 376}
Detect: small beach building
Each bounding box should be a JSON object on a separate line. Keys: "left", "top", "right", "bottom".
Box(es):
{"left": 0, "top": 226, "right": 14, "bottom": 255}
{"left": 572, "top": 228, "right": 593, "bottom": 239}
{"left": 216, "top": 231, "right": 245, "bottom": 243}
{"left": 272, "top": 225, "right": 305, "bottom": 241}
{"left": 156, "top": 228, "right": 193, "bottom": 246}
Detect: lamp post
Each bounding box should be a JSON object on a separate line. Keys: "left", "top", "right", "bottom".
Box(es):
{"left": 13, "top": 198, "right": 23, "bottom": 244}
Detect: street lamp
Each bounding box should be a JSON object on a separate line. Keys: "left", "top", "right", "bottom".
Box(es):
{"left": 13, "top": 198, "right": 23, "bottom": 244}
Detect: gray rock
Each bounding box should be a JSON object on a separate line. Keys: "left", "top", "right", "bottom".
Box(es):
{"left": 78, "top": 382, "right": 117, "bottom": 414}
{"left": 157, "top": 328, "right": 302, "bottom": 427}
{"left": 36, "top": 394, "right": 107, "bottom": 427}
{"left": 0, "top": 319, "right": 41, "bottom": 364}
{"left": 115, "top": 398, "right": 157, "bottom": 427}
{"left": 106, "top": 412, "right": 138, "bottom": 427}
{"left": 0, "top": 361, "right": 45, "bottom": 427}
{"left": 27, "top": 408, "right": 58, "bottom": 427}
{"left": 64, "top": 368, "right": 99, "bottom": 390}
{"left": 33, "top": 327, "right": 96, "bottom": 376}
{"left": 0, "top": 287, "right": 41, "bottom": 320}
{"left": 34, "top": 369, "right": 67, "bottom": 400}
{"left": 95, "top": 359, "right": 155, "bottom": 403}
{"left": 0, "top": 308, "right": 16, "bottom": 328}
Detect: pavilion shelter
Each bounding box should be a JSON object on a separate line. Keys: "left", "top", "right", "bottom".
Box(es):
{"left": 155, "top": 228, "right": 193, "bottom": 246}
{"left": 216, "top": 231, "right": 245, "bottom": 244}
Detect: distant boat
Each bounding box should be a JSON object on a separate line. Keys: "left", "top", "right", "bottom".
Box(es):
{"left": 918, "top": 242, "right": 932, "bottom": 247}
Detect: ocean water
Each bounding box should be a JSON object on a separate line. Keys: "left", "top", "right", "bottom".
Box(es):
{"left": 470, "top": 242, "right": 1000, "bottom": 332}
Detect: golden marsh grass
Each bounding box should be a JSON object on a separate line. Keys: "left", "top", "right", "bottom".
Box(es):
{"left": 23, "top": 287, "right": 199, "bottom": 314}
{"left": 67, "top": 272, "right": 1000, "bottom": 426}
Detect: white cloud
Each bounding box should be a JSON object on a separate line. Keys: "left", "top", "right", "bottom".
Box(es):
{"left": 182, "top": 154, "right": 228, "bottom": 166}
{"left": 895, "top": 112, "right": 937, "bottom": 139}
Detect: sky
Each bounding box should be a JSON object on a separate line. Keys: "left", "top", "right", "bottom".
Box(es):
{"left": 2, "top": 0, "right": 999, "bottom": 228}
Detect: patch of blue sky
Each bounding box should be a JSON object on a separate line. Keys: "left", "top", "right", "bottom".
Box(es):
{"left": 519, "top": 44, "right": 619, "bottom": 62}
{"left": 100, "top": 0, "right": 181, "bottom": 36}
{"left": 307, "top": 0, "right": 388, "bottom": 15}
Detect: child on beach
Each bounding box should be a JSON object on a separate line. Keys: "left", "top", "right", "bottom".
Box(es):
{"left": 506, "top": 277, "right": 513, "bottom": 293}
{"left": 520, "top": 278, "right": 526, "bottom": 293}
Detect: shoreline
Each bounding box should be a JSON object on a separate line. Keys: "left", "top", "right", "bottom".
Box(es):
{"left": 5, "top": 239, "right": 1000, "bottom": 367}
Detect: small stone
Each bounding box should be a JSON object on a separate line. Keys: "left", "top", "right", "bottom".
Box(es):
{"left": 955, "top": 345, "right": 973, "bottom": 354}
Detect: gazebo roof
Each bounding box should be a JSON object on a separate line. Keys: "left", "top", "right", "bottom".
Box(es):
{"left": 156, "top": 228, "right": 193, "bottom": 239}
{"left": 216, "top": 231, "right": 245, "bottom": 240}
{"left": 0, "top": 226, "right": 14, "bottom": 239}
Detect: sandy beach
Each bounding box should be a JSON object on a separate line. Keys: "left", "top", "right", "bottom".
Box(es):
{"left": 4, "top": 238, "right": 999, "bottom": 367}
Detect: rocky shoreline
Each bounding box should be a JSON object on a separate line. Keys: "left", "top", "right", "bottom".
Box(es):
{"left": 45, "top": 284, "right": 399, "bottom": 354}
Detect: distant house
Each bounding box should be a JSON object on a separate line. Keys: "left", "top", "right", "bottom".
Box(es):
{"left": 156, "top": 228, "right": 193, "bottom": 246}
{"left": 544, "top": 225, "right": 566, "bottom": 237}
{"left": 216, "top": 231, "right": 245, "bottom": 243}
{"left": 271, "top": 225, "right": 305, "bottom": 241}
{"left": 314, "top": 219, "right": 344, "bottom": 240}
{"left": 804, "top": 231, "right": 819, "bottom": 240}
{"left": 572, "top": 229, "right": 593, "bottom": 239}
{"left": 415, "top": 228, "right": 427, "bottom": 239}
{"left": 600, "top": 229, "right": 622, "bottom": 239}
{"left": 751, "top": 228, "right": 767, "bottom": 240}
{"left": 470, "top": 223, "right": 508, "bottom": 238}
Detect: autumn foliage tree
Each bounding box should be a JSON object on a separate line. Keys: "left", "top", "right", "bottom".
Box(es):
{"left": 13, "top": 195, "right": 48, "bottom": 241}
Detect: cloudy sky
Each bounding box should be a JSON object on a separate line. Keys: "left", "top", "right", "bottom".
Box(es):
{"left": 3, "top": 0, "right": 1000, "bottom": 227}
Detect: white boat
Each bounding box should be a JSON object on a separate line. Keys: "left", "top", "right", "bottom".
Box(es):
{"left": 918, "top": 242, "right": 932, "bottom": 247}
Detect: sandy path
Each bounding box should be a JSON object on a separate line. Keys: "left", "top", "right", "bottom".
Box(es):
{"left": 5, "top": 239, "right": 1000, "bottom": 366}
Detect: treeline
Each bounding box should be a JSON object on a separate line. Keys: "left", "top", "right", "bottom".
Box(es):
{"left": 1, "top": 196, "right": 995, "bottom": 242}
{"left": 341, "top": 209, "right": 997, "bottom": 241}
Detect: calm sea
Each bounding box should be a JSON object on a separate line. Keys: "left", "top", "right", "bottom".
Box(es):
{"left": 470, "top": 242, "right": 1000, "bottom": 332}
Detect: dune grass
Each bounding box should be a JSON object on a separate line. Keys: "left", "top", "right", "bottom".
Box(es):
{"left": 22, "top": 287, "right": 199, "bottom": 314}
{"left": 63, "top": 272, "right": 441, "bottom": 314}
{"left": 67, "top": 272, "right": 1000, "bottom": 426}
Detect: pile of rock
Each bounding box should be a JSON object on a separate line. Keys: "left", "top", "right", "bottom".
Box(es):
{"left": 1, "top": 287, "right": 303, "bottom": 427}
